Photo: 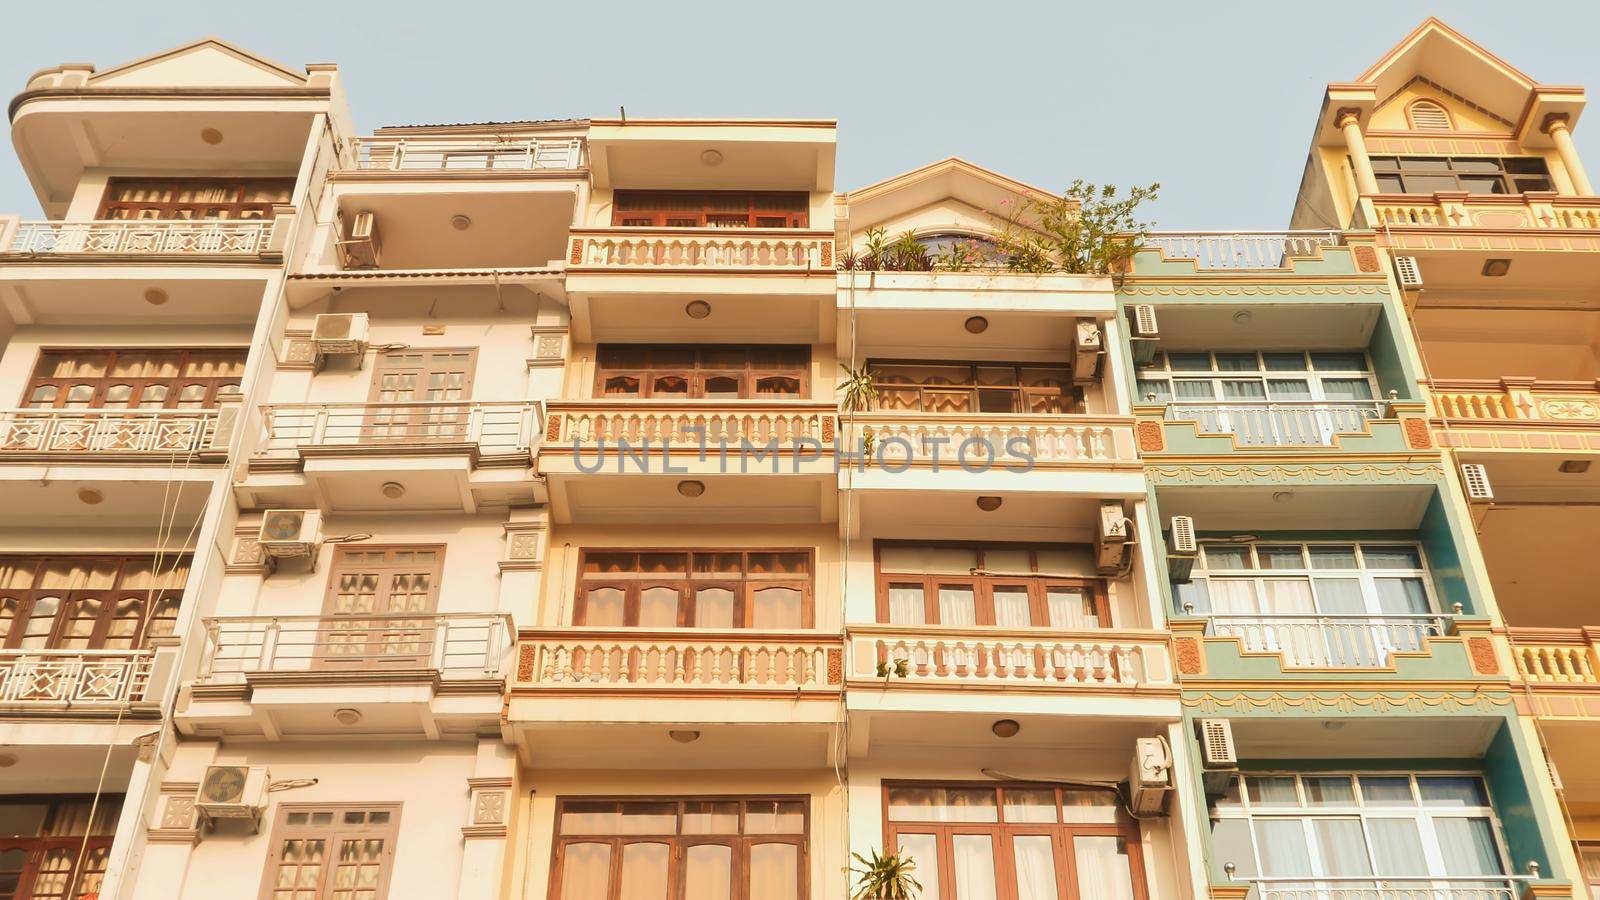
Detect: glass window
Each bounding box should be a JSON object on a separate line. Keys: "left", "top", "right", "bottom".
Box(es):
{"left": 594, "top": 345, "right": 808, "bottom": 400}
{"left": 875, "top": 543, "right": 1108, "bottom": 627}
{"left": 1370, "top": 156, "right": 1552, "bottom": 195}
{"left": 576, "top": 550, "right": 812, "bottom": 629}
{"left": 868, "top": 360, "right": 1079, "bottom": 414}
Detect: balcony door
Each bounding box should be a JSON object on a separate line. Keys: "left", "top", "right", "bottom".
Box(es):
{"left": 0, "top": 796, "right": 119, "bottom": 900}
{"left": 365, "top": 349, "right": 476, "bottom": 442}
{"left": 318, "top": 546, "right": 444, "bottom": 670}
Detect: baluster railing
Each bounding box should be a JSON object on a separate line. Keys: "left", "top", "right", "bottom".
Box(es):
{"left": 1162, "top": 402, "right": 1384, "bottom": 447}
{"left": 847, "top": 628, "right": 1173, "bottom": 687}
{"left": 1144, "top": 231, "right": 1340, "bottom": 269}
{"left": 0, "top": 409, "right": 220, "bottom": 455}
{"left": 518, "top": 632, "right": 838, "bottom": 690}
{"left": 570, "top": 228, "right": 833, "bottom": 271}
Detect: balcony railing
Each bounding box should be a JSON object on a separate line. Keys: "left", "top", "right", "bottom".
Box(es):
{"left": 847, "top": 412, "right": 1137, "bottom": 465}
{"left": 848, "top": 626, "right": 1173, "bottom": 688}
{"left": 197, "top": 613, "right": 513, "bottom": 681}
{"left": 255, "top": 401, "right": 540, "bottom": 457}
{"left": 1209, "top": 614, "right": 1448, "bottom": 668}
{"left": 544, "top": 401, "right": 834, "bottom": 454}
{"left": 569, "top": 228, "right": 833, "bottom": 271}
{"left": 1430, "top": 379, "right": 1600, "bottom": 423}
{"left": 1366, "top": 192, "right": 1600, "bottom": 232}
{"left": 0, "top": 649, "right": 154, "bottom": 706}
{"left": 0, "top": 408, "right": 229, "bottom": 457}
{"left": 1509, "top": 629, "right": 1599, "bottom": 684}
{"left": 1143, "top": 231, "right": 1342, "bottom": 270}
{"left": 1237, "top": 875, "right": 1523, "bottom": 900}
{"left": 1163, "top": 401, "right": 1386, "bottom": 447}
{"left": 350, "top": 136, "right": 584, "bottom": 171}
{"left": 517, "top": 630, "right": 840, "bottom": 691}
{"left": 5, "top": 219, "right": 284, "bottom": 256}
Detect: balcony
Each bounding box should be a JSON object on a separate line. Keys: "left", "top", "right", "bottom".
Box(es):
{"left": 0, "top": 407, "right": 234, "bottom": 463}
{"left": 846, "top": 625, "right": 1173, "bottom": 690}
{"left": 516, "top": 630, "right": 840, "bottom": 693}
{"left": 1366, "top": 192, "right": 1600, "bottom": 239}
{"left": 0, "top": 649, "right": 156, "bottom": 709}
{"left": 348, "top": 135, "right": 584, "bottom": 172}
{"left": 1237, "top": 875, "right": 1527, "bottom": 900}
{"left": 181, "top": 613, "right": 512, "bottom": 739}
{"left": 569, "top": 227, "right": 833, "bottom": 272}
{"left": 0, "top": 216, "right": 290, "bottom": 261}
{"left": 1429, "top": 378, "right": 1600, "bottom": 452}
{"left": 1208, "top": 614, "right": 1450, "bottom": 668}
{"left": 1143, "top": 230, "right": 1344, "bottom": 270}
{"left": 242, "top": 400, "right": 542, "bottom": 512}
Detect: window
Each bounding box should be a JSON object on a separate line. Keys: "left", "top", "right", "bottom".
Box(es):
{"left": 595, "top": 346, "right": 809, "bottom": 400}
{"left": 886, "top": 783, "right": 1144, "bottom": 900}
{"left": 1209, "top": 773, "right": 1509, "bottom": 893}
{"left": 0, "top": 795, "right": 120, "bottom": 900}
{"left": 260, "top": 804, "right": 400, "bottom": 900}
{"left": 98, "top": 178, "right": 294, "bottom": 220}
{"left": 611, "top": 191, "right": 809, "bottom": 228}
{"left": 0, "top": 555, "right": 187, "bottom": 651}
{"left": 576, "top": 550, "right": 813, "bottom": 629}
{"left": 364, "top": 350, "right": 477, "bottom": 441}
{"left": 552, "top": 796, "right": 806, "bottom": 900}
{"left": 875, "top": 543, "right": 1108, "bottom": 628}
{"left": 319, "top": 546, "right": 444, "bottom": 669}
{"left": 912, "top": 232, "right": 1004, "bottom": 261}
{"left": 1368, "top": 156, "right": 1552, "bottom": 195}
{"left": 1174, "top": 542, "right": 1441, "bottom": 667}
{"left": 23, "top": 349, "right": 246, "bottom": 410}
{"left": 870, "top": 361, "right": 1080, "bottom": 414}
{"left": 1406, "top": 101, "right": 1453, "bottom": 132}
{"left": 1135, "top": 351, "right": 1380, "bottom": 446}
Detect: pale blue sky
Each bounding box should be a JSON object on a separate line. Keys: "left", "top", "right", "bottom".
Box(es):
{"left": 5, "top": 0, "right": 1600, "bottom": 228}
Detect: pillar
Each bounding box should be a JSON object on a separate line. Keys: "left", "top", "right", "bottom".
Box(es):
{"left": 1337, "top": 108, "right": 1380, "bottom": 195}
{"left": 1544, "top": 114, "right": 1594, "bottom": 197}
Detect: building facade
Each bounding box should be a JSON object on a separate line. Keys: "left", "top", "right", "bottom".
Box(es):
{"left": 0, "top": 17, "right": 1589, "bottom": 900}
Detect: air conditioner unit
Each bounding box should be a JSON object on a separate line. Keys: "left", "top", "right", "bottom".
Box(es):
{"left": 256, "top": 510, "right": 323, "bottom": 559}
{"left": 1095, "top": 502, "right": 1133, "bottom": 574}
{"left": 1166, "top": 515, "right": 1198, "bottom": 583}
{"left": 1393, "top": 255, "right": 1423, "bottom": 289}
{"left": 1460, "top": 463, "right": 1493, "bottom": 501}
{"left": 195, "top": 765, "right": 270, "bottom": 829}
{"left": 1128, "top": 736, "right": 1173, "bottom": 816}
{"left": 337, "top": 211, "right": 382, "bottom": 269}
{"left": 1197, "top": 719, "right": 1239, "bottom": 796}
{"left": 312, "top": 313, "right": 370, "bottom": 357}
{"left": 1073, "top": 320, "right": 1104, "bottom": 385}
{"left": 1129, "top": 305, "right": 1159, "bottom": 365}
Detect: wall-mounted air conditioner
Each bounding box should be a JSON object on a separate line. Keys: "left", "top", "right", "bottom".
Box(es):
{"left": 1166, "top": 515, "right": 1198, "bottom": 583}
{"left": 1073, "top": 320, "right": 1104, "bottom": 386}
{"left": 1128, "top": 736, "right": 1173, "bottom": 815}
{"left": 312, "top": 313, "right": 370, "bottom": 359}
{"left": 195, "top": 765, "right": 270, "bottom": 831}
{"left": 1095, "top": 502, "right": 1133, "bottom": 574}
{"left": 1129, "top": 305, "right": 1159, "bottom": 365}
{"left": 256, "top": 510, "right": 323, "bottom": 559}
{"left": 1197, "top": 719, "right": 1238, "bottom": 796}
{"left": 337, "top": 211, "right": 382, "bottom": 269}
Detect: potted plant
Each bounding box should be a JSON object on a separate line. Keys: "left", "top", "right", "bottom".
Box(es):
{"left": 838, "top": 363, "right": 878, "bottom": 458}
{"left": 991, "top": 180, "right": 1160, "bottom": 275}
{"left": 850, "top": 848, "right": 922, "bottom": 899}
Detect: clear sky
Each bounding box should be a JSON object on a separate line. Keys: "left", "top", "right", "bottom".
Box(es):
{"left": 5, "top": 0, "right": 1600, "bottom": 229}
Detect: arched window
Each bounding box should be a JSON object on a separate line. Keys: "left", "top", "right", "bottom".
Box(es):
{"left": 1407, "top": 100, "right": 1453, "bottom": 132}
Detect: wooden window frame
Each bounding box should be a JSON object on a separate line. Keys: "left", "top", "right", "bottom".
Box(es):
{"left": 97, "top": 177, "right": 295, "bottom": 220}
{"left": 610, "top": 191, "right": 809, "bottom": 228}
{"left": 574, "top": 549, "right": 815, "bottom": 629}
{"left": 23, "top": 348, "right": 248, "bottom": 411}
{"left": 257, "top": 802, "right": 402, "bottom": 900}
{"left": 594, "top": 345, "right": 810, "bottom": 401}
{"left": 881, "top": 781, "right": 1146, "bottom": 900}
{"left": 0, "top": 794, "right": 121, "bottom": 900}
{"left": 1367, "top": 155, "right": 1553, "bottom": 195}
{"left": 867, "top": 359, "right": 1082, "bottom": 415}
{"left": 873, "top": 541, "right": 1110, "bottom": 627}
{"left": 549, "top": 795, "right": 809, "bottom": 900}
{"left": 318, "top": 545, "right": 447, "bottom": 670}
{"left": 0, "top": 555, "right": 189, "bottom": 651}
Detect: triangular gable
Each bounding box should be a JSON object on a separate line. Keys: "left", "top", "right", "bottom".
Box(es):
{"left": 90, "top": 38, "right": 307, "bottom": 89}
{"left": 1356, "top": 18, "right": 1535, "bottom": 129}
{"left": 843, "top": 158, "right": 1061, "bottom": 236}
{"left": 1369, "top": 75, "right": 1516, "bottom": 134}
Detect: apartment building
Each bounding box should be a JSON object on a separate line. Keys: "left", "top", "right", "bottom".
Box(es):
{"left": 0, "top": 16, "right": 1590, "bottom": 900}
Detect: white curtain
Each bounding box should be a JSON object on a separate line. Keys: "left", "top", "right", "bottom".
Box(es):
{"left": 888, "top": 585, "right": 926, "bottom": 625}
{"left": 1436, "top": 818, "right": 1504, "bottom": 877}
{"left": 1073, "top": 836, "right": 1136, "bottom": 900}
{"left": 558, "top": 843, "right": 611, "bottom": 900}
{"left": 1047, "top": 589, "right": 1097, "bottom": 629}
{"left": 895, "top": 834, "right": 941, "bottom": 900}
{"left": 951, "top": 834, "right": 998, "bottom": 900}
{"left": 994, "top": 587, "right": 1031, "bottom": 628}
{"left": 747, "top": 843, "right": 799, "bottom": 900}
{"left": 1253, "top": 820, "right": 1312, "bottom": 876}
{"left": 1012, "top": 835, "right": 1059, "bottom": 900}
{"left": 1209, "top": 580, "right": 1261, "bottom": 615}
{"left": 1312, "top": 819, "right": 1373, "bottom": 879}
{"left": 939, "top": 586, "right": 977, "bottom": 626}
{"left": 1261, "top": 579, "right": 1319, "bottom": 664}
{"left": 683, "top": 844, "right": 732, "bottom": 900}
{"left": 1368, "top": 818, "right": 1429, "bottom": 875}
{"left": 618, "top": 842, "right": 667, "bottom": 900}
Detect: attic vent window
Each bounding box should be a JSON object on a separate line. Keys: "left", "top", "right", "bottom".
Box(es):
{"left": 1408, "top": 100, "right": 1453, "bottom": 132}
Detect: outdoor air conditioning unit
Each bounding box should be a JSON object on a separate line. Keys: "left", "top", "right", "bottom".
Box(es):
{"left": 1460, "top": 463, "right": 1494, "bottom": 501}
{"left": 1095, "top": 502, "right": 1133, "bottom": 574}
{"left": 195, "top": 765, "right": 270, "bottom": 830}
{"left": 1166, "top": 515, "right": 1198, "bottom": 583}
{"left": 312, "top": 313, "right": 370, "bottom": 358}
{"left": 337, "top": 211, "right": 382, "bottom": 268}
{"left": 256, "top": 510, "right": 323, "bottom": 559}
{"left": 1129, "top": 305, "right": 1160, "bottom": 365}
{"left": 1393, "top": 255, "right": 1423, "bottom": 289}
{"left": 1073, "top": 320, "right": 1104, "bottom": 385}
{"left": 1197, "top": 719, "right": 1239, "bottom": 796}
{"left": 1128, "top": 736, "right": 1174, "bottom": 816}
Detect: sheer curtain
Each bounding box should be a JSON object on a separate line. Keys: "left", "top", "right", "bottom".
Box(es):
{"left": 1368, "top": 819, "right": 1429, "bottom": 876}
{"left": 1047, "top": 588, "right": 1098, "bottom": 629}
{"left": 1073, "top": 836, "right": 1137, "bottom": 900}
{"left": 1312, "top": 577, "right": 1370, "bottom": 665}
{"left": 1436, "top": 818, "right": 1504, "bottom": 879}
{"left": 888, "top": 585, "right": 926, "bottom": 625}
{"left": 747, "top": 843, "right": 799, "bottom": 900}
{"left": 618, "top": 842, "right": 668, "bottom": 900}
{"left": 951, "top": 834, "right": 998, "bottom": 900}
{"left": 683, "top": 845, "right": 732, "bottom": 900}
{"left": 895, "top": 834, "right": 941, "bottom": 900}
{"left": 1012, "top": 835, "right": 1059, "bottom": 900}
{"left": 1313, "top": 819, "right": 1373, "bottom": 890}
{"left": 557, "top": 843, "right": 611, "bottom": 900}
{"left": 1261, "top": 579, "right": 1318, "bottom": 664}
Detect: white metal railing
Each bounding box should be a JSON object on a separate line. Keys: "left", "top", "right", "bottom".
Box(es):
{"left": 518, "top": 630, "right": 838, "bottom": 690}
{"left": 1144, "top": 231, "right": 1342, "bottom": 269}
{"left": 849, "top": 412, "right": 1137, "bottom": 464}
{"left": 570, "top": 228, "right": 833, "bottom": 270}
{"left": 849, "top": 627, "right": 1173, "bottom": 687}
{"left": 0, "top": 649, "right": 155, "bottom": 705}
{"left": 351, "top": 136, "right": 584, "bottom": 171}
{"left": 197, "top": 614, "right": 512, "bottom": 680}
{"left": 0, "top": 408, "right": 222, "bottom": 455}
{"left": 1210, "top": 614, "right": 1449, "bottom": 668}
{"left": 256, "top": 401, "right": 540, "bottom": 456}
{"left": 1164, "top": 402, "right": 1385, "bottom": 447}
{"left": 1236, "top": 874, "right": 1524, "bottom": 900}
{"left": 8, "top": 219, "right": 280, "bottom": 255}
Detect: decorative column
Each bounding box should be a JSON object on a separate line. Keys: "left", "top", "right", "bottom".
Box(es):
{"left": 1543, "top": 114, "right": 1594, "bottom": 196}
{"left": 457, "top": 740, "right": 517, "bottom": 900}
{"left": 1337, "top": 108, "right": 1380, "bottom": 195}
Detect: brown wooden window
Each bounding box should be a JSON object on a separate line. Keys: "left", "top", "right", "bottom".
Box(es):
{"left": 551, "top": 796, "right": 806, "bottom": 900}
{"left": 98, "top": 178, "right": 294, "bottom": 220}
{"left": 0, "top": 795, "right": 121, "bottom": 900}
{"left": 875, "top": 543, "right": 1108, "bottom": 627}
{"left": 1369, "top": 156, "right": 1552, "bottom": 194}
{"left": 319, "top": 546, "right": 445, "bottom": 669}
{"left": 595, "top": 345, "right": 809, "bottom": 399}
{"left": 24, "top": 349, "right": 247, "bottom": 410}
{"left": 576, "top": 550, "right": 812, "bottom": 629}
{"left": 0, "top": 555, "right": 188, "bottom": 651}
{"left": 258, "top": 804, "right": 400, "bottom": 900}
{"left": 611, "top": 191, "right": 809, "bottom": 228}
{"left": 869, "top": 361, "right": 1080, "bottom": 414}
{"left": 884, "top": 783, "right": 1144, "bottom": 900}
{"left": 364, "top": 349, "right": 478, "bottom": 441}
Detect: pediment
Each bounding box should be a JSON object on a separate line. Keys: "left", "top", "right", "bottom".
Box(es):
{"left": 843, "top": 158, "right": 1059, "bottom": 238}
{"left": 90, "top": 38, "right": 307, "bottom": 89}
{"left": 1357, "top": 18, "right": 1534, "bottom": 128}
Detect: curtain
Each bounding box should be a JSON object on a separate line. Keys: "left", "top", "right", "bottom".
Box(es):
{"left": 618, "top": 842, "right": 668, "bottom": 900}
{"left": 888, "top": 585, "right": 926, "bottom": 625}
{"left": 1435, "top": 817, "right": 1504, "bottom": 877}
{"left": 683, "top": 845, "right": 734, "bottom": 899}
{"left": 1368, "top": 818, "right": 1428, "bottom": 876}
{"left": 951, "top": 834, "right": 999, "bottom": 900}
{"left": 1208, "top": 580, "right": 1260, "bottom": 614}
{"left": 1320, "top": 378, "right": 1375, "bottom": 401}
{"left": 895, "top": 834, "right": 941, "bottom": 900}
{"left": 1313, "top": 577, "right": 1372, "bottom": 665}
{"left": 747, "top": 843, "right": 799, "bottom": 900}
{"left": 1047, "top": 589, "right": 1097, "bottom": 629}
{"left": 637, "top": 588, "right": 679, "bottom": 628}
{"left": 751, "top": 587, "right": 802, "bottom": 629}
{"left": 693, "top": 588, "right": 735, "bottom": 628}
{"left": 993, "top": 587, "right": 1031, "bottom": 628}
{"left": 1253, "top": 820, "right": 1312, "bottom": 876}
{"left": 939, "top": 586, "right": 977, "bottom": 626}
{"left": 1073, "top": 836, "right": 1137, "bottom": 900}
{"left": 1261, "top": 579, "right": 1319, "bottom": 664}
{"left": 1312, "top": 819, "right": 1373, "bottom": 878}
{"left": 1012, "top": 835, "right": 1059, "bottom": 900}
{"left": 558, "top": 843, "right": 612, "bottom": 900}
{"left": 1374, "top": 578, "right": 1429, "bottom": 615}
